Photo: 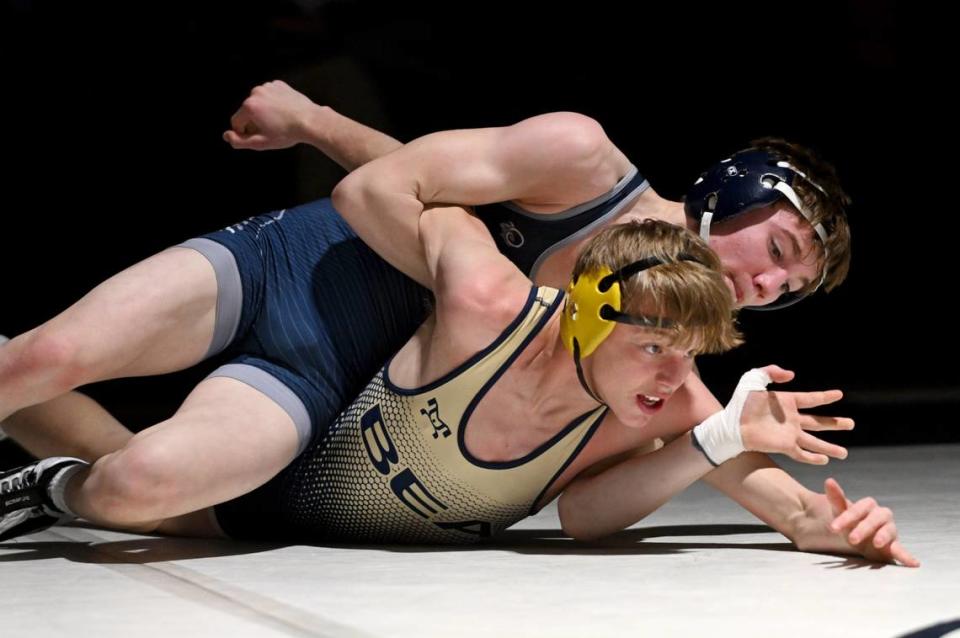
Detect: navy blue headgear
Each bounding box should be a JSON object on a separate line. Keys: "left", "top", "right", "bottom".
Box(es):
{"left": 684, "top": 149, "right": 830, "bottom": 311}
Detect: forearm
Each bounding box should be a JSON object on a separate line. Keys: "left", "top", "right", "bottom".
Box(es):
{"left": 331, "top": 174, "right": 431, "bottom": 286}
{"left": 559, "top": 431, "right": 714, "bottom": 541}
{"left": 700, "top": 451, "right": 814, "bottom": 543}
{"left": 301, "top": 106, "right": 402, "bottom": 172}
{"left": 669, "top": 369, "right": 817, "bottom": 544}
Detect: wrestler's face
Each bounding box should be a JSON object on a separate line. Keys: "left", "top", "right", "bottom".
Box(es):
{"left": 587, "top": 326, "right": 695, "bottom": 429}
{"left": 707, "top": 203, "right": 822, "bottom": 309}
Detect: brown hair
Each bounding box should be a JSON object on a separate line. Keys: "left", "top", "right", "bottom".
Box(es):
{"left": 573, "top": 219, "right": 742, "bottom": 354}
{"left": 749, "top": 137, "right": 852, "bottom": 295}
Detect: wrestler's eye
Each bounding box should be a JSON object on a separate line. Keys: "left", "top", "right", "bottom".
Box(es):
{"left": 770, "top": 239, "right": 782, "bottom": 261}
{"left": 642, "top": 344, "right": 662, "bottom": 355}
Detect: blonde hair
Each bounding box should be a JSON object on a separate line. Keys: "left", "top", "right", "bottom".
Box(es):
{"left": 573, "top": 219, "right": 742, "bottom": 354}
{"left": 748, "top": 137, "right": 852, "bottom": 295}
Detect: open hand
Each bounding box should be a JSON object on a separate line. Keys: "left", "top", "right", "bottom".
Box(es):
{"left": 739, "top": 365, "right": 854, "bottom": 465}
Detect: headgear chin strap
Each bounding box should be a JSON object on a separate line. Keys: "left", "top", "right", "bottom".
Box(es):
{"left": 684, "top": 149, "right": 831, "bottom": 311}
{"left": 560, "top": 255, "right": 698, "bottom": 403}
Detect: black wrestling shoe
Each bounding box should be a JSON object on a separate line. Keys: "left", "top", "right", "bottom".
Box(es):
{"left": 0, "top": 457, "right": 86, "bottom": 541}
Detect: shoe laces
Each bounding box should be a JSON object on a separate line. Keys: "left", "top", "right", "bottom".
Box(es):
{"left": 1, "top": 467, "right": 37, "bottom": 495}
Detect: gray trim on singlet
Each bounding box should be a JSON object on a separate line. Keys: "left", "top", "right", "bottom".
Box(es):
{"left": 500, "top": 164, "right": 640, "bottom": 220}
{"left": 176, "top": 238, "right": 243, "bottom": 359}
{"left": 527, "top": 173, "right": 652, "bottom": 279}
{"left": 206, "top": 363, "right": 313, "bottom": 457}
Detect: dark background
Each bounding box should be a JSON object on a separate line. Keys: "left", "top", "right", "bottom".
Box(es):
{"left": 2, "top": 1, "right": 956, "bottom": 448}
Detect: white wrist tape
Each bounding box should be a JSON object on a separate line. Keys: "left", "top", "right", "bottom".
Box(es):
{"left": 692, "top": 368, "right": 773, "bottom": 466}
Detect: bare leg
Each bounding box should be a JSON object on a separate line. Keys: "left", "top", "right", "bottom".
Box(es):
{"left": 1, "top": 392, "right": 133, "bottom": 461}
{"left": 1, "top": 384, "right": 222, "bottom": 539}
{"left": 1, "top": 246, "right": 219, "bottom": 442}
{"left": 63, "top": 376, "right": 300, "bottom": 538}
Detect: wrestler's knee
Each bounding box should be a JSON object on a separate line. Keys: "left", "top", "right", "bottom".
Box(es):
{"left": 4, "top": 328, "right": 84, "bottom": 390}
{"left": 90, "top": 440, "right": 186, "bottom": 522}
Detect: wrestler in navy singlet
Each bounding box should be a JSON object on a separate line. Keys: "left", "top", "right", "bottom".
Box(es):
{"left": 475, "top": 165, "right": 648, "bottom": 278}
{"left": 176, "top": 166, "right": 644, "bottom": 540}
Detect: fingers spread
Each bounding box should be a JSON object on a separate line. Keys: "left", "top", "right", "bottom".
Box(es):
{"left": 799, "top": 414, "right": 855, "bottom": 432}
{"left": 798, "top": 432, "right": 847, "bottom": 460}
{"left": 792, "top": 446, "right": 829, "bottom": 465}
{"left": 792, "top": 390, "right": 844, "bottom": 409}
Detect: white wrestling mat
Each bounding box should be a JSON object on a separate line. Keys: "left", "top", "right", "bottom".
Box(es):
{"left": 1, "top": 444, "right": 957, "bottom": 638}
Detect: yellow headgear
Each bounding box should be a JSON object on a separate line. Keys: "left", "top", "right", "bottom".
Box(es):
{"left": 560, "top": 256, "right": 697, "bottom": 359}
{"left": 560, "top": 266, "right": 620, "bottom": 358}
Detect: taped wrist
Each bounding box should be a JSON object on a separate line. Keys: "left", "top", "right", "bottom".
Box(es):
{"left": 692, "top": 368, "right": 773, "bottom": 465}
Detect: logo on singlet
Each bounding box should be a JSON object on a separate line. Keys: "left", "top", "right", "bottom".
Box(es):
{"left": 390, "top": 468, "right": 449, "bottom": 518}
{"left": 360, "top": 403, "right": 492, "bottom": 537}
{"left": 499, "top": 221, "right": 525, "bottom": 248}
{"left": 223, "top": 209, "right": 287, "bottom": 236}
{"left": 420, "top": 398, "right": 451, "bottom": 439}
{"left": 360, "top": 404, "right": 400, "bottom": 475}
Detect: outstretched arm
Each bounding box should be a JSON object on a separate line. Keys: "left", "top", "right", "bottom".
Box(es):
{"left": 681, "top": 373, "right": 918, "bottom": 565}
{"left": 559, "top": 366, "right": 846, "bottom": 537}
{"left": 561, "top": 370, "right": 918, "bottom": 566}
{"left": 223, "top": 80, "right": 402, "bottom": 171}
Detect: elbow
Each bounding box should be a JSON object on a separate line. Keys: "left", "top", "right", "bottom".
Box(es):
{"left": 331, "top": 170, "right": 386, "bottom": 230}
{"left": 331, "top": 165, "right": 414, "bottom": 225}
{"left": 562, "top": 526, "right": 605, "bottom": 544}
{"left": 331, "top": 172, "right": 364, "bottom": 215}
{"left": 558, "top": 491, "right": 606, "bottom": 543}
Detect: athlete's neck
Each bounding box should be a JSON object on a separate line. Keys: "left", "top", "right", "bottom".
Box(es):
{"left": 621, "top": 188, "right": 686, "bottom": 227}
{"left": 531, "top": 189, "right": 688, "bottom": 290}
{"left": 513, "top": 314, "right": 601, "bottom": 420}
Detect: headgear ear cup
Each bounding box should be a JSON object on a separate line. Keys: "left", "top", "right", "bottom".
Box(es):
{"left": 560, "top": 266, "right": 621, "bottom": 358}
{"left": 559, "top": 250, "right": 705, "bottom": 404}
